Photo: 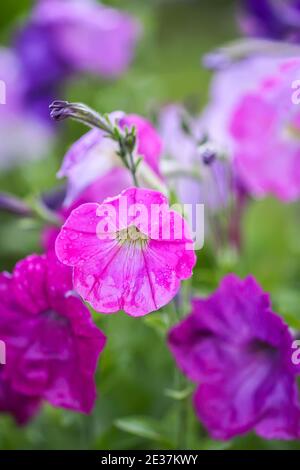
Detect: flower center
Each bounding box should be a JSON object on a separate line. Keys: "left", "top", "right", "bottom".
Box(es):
{"left": 247, "top": 339, "right": 278, "bottom": 359}
{"left": 284, "top": 124, "right": 300, "bottom": 140}
{"left": 43, "top": 309, "right": 69, "bottom": 326}
{"left": 116, "top": 225, "right": 149, "bottom": 247}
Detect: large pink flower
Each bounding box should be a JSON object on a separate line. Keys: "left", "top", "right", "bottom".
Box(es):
{"left": 55, "top": 187, "right": 196, "bottom": 316}
{"left": 0, "top": 253, "right": 106, "bottom": 422}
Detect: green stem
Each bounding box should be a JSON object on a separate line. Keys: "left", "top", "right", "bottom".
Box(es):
{"left": 172, "top": 295, "right": 190, "bottom": 450}
{"left": 50, "top": 101, "right": 140, "bottom": 187}
{"left": 177, "top": 383, "right": 189, "bottom": 450}
{"left": 128, "top": 151, "right": 139, "bottom": 187}
{"left": 28, "top": 197, "right": 63, "bottom": 227}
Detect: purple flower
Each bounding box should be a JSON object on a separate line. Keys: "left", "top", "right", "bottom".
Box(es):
{"left": 240, "top": 0, "right": 300, "bottom": 42}
{"left": 168, "top": 274, "right": 300, "bottom": 440}
{"left": 0, "top": 48, "right": 53, "bottom": 169}
{"left": 15, "top": 0, "right": 140, "bottom": 119}
{"left": 0, "top": 252, "right": 106, "bottom": 423}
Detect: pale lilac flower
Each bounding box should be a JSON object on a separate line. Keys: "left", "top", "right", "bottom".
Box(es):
{"left": 0, "top": 48, "right": 52, "bottom": 169}
{"left": 169, "top": 274, "right": 300, "bottom": 440}
{"left": 0, "top": 253, "right": 106, "bottom": 420}
{"left": 55, "top": 187, "right": 196, "bottom": 316}
{"left": 158, "top": 104, "right": 230, "bottom": 210}
{"left": 15, "top": 0, "right": 140, "bottom": 119}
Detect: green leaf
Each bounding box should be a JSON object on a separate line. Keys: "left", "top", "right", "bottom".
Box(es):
{"left": 164, "top": 385, "right": 194, "bottom": 401}
{"left": 200, "top": 439, "right": 232, "bottom": 450}
{"left": 272, "top": 288, "right": 300, "bottom": 329}
{"left": 114, "top": 416, "right": 173, "bottom": 446}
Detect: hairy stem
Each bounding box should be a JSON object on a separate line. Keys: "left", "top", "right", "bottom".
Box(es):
{"left": 49, "top": 100, "right": 140, "bottom": 187}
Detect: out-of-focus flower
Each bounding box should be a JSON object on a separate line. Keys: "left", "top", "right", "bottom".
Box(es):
{"left": 0, "top": 48, "right": 52, "bottom": 170}
{"left": 158, "top": 104, "right": 230, "bottom": 211}
{"left": 0, "top": 372, "right": 41, "bottom": 425}
{"left": 240, "top": 0, "right": 300, "bottom": 42}
{"left": 58, "top": 113, "right": 163, "bottom": 206}
{"left": 202, "top": 38, "right": 300, "bottom": 72}
{"left": 0, "top": 253, "right": 106, "bottom": 422}
{"left": 203, "top": 56, "right": 300, "bottom": 201}
{"left": 168, "top": 274, "right": 300, "bottom": 440}
{"left": 15, "top": 0, "right": 141, "bottom": 120}
{"left": 55, "top": 187, "right": 196, "bottom": 316}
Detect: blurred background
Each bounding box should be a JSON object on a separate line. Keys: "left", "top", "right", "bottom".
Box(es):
{"left": 1, "top": 0, "right": 300, "bottom": 450}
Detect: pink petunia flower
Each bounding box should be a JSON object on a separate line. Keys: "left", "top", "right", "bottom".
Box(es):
{"left": 168, "top": 274, "right": 300, "bottom": 440}
{"left": 0, "top": 252, "right": 106, "bottom": 423}
{"left": 58, "top": 113, "right": 163, "bottom": 206}
{"left": 55, "top": 187, "right": 196, "bottom": 316}
{"left": 203, "top": 56, "right": 300, "bottom": 201}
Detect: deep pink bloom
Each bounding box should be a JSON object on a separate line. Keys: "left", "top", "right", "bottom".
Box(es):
{"left": 0, "top": 253, "right": 106, "bottom": 422}
{"left": 58, "top": 113, "right": 163, "bottom": 206}
{"left": 55, "top": 187, "right": 196, "bottom": 316}
{"left": 168, "top": 274, "right": 300, "bottom": 440}
{"left": 203, "top": 56, "right": 300, "bottom": 201}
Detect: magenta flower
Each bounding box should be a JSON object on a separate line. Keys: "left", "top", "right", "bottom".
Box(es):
{"left": 168, "top": 274, "right": 300, "bottom": 440}
{"left": 15, "top": 0, "right": 140, "bottom": 120}
{"left": 0, "top": 253, "right": 106, "bottom": 421}
{"left": 204, "top": 56, "right": 300, "bottom": 201}
{"left": 55, "top": 187, "right": 196, "bottom": 316}
{"left": 58, "top": 113, "right": 163, "bottom": 206}
{"left": 0, "top": 372, "right": 41, "bottom": 425}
